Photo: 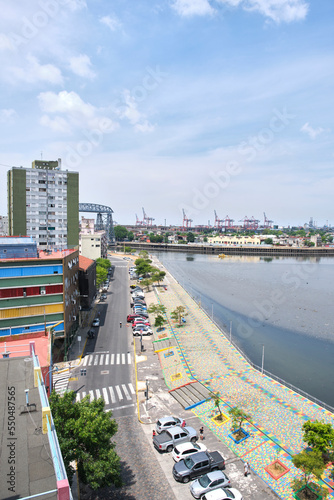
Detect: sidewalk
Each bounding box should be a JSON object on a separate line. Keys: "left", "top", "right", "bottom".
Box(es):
{"left": 138, "top": 256, "right": 334, "bottom": 500}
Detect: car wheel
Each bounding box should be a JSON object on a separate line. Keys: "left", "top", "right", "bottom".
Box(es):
{"left": 182, "top": 476, "right": 190, "bottom": 484}
{"left": 211, "top": 467, "right": 218, "bottom": 471}
{"left": 166, "top": 445, "right": 173, "bottom": 453}
{"left": 190, "top": 437, "right": 197, "bottom": 443}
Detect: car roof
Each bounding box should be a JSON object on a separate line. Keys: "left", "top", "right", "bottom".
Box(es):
{"left": 174, "top": 442, "right": 195, "bottom": 452}
{"left": 206, "top": 470, "right": 226, "bottom": 481}
{"left": 184, "top": 450, "right": 208, "bottom": 463}
{"left": 159, "top": 416, "right": 178, "bottom": 424}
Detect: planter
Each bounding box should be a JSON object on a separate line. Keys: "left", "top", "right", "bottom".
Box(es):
{"left": 211, "top": 413, "right": 229, "bottom": 426}
{"left": 265, "top": 459, "right": 290, "bottom": 480}
{"left": 293, "top": 485, "right": 321, "bottom": 500}
{"left": 228, "top": 427, "right": 250, "bottom": 444}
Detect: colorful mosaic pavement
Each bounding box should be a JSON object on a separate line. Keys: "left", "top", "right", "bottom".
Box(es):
{"left": 149, "top": 259, "right": 334, "bottom": 500}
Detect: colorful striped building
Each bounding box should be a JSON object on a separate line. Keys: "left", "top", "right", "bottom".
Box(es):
{"left": 0, "top": 243, "right": 79, "bottom": 355}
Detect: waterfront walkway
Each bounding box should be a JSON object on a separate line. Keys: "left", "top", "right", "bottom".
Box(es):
{"left": 150, "top": 257, "right": 334, "bottom": 500}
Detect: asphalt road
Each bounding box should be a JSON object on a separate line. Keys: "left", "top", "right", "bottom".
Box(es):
{"left": 72, "top": 257, "right": 136, "bottom": 417}
{"left": 69, "top": 256, "right": 177, "bottom": 500}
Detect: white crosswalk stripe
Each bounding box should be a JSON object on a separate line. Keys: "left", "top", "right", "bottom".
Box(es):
{"left": 53, "top": 370, "right": 70, "bottom": 395}
{"left": 81, "top": 352, "right": 132, "bottom": 367}
{"left": 75, "top": 384, "right": 134, "bottom": 408}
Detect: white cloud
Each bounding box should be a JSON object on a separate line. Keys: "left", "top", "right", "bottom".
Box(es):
{"left": 117, "top": 90, "right": 155, "bottom": 133}
{"left": 171, "top": 0, "right": 215, "bottom": 17}
{"left": 69, "top": 54, "right": 95, "bottom": 79}
{"left": 217, "top": 0, "right": 309, "bottom": 23}
{"left": 0, "top": 108, "right": 17, "bottom": 122}
{"left": 100, "top": 15, "right": 121, "bottom": 31}
{"left": 300, "top": 122, "right": 324, "bottom": 140}
{"left": 38, "top": 90, "right": 117, "bottom": 134}
{"left": 65, "top": 0, "right": 87, "bottom": 12}
{"left": 0, "top": 33, "right": 15, "bottom": 51}
{"left": 9, "top": 55, "right": 63, "bottom": 85}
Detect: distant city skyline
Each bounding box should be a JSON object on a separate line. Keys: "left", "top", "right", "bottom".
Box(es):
{"left": 0, "top": 1, "right": 333, "bottom": 228}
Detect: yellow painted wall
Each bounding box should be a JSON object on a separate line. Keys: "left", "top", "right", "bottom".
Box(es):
{"left": 0, "top": 303, "right": 63, "bottom": 319}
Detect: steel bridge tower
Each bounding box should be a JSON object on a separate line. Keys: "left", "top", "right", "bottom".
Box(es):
{"left": 79, "top": 203, "right": 115, "bottom": 246}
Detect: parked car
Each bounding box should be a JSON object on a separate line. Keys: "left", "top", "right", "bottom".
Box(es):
{"left": 156, "top": 416, "right": 186, "bottom": 434}
{"left": 172, "top": 451, "right": 226, "bottom": 483}
{"left": 127, "top": 313, "right": 148, "bottom": 322}
{"left": 153, "top": 426, "right": 197, "bottom": 452}
{"left": 92, "top": 318, "right": 100, "bottom": 327}
{"left": 132, "top": 320, "right": 150, "bottom": 328}
{"left": 133, "top": 299, "right": 146, "bottom": 305}
{"left": 172, "top": 442, "right": 207, "bottom": 462}
{"left": 100, "top": 294, "right": 107, "bottom": 301}
{"left": 201, "top": 488, "right": 243, "bottom": 500}
{"left": 133, "top": 327, "right": 153, "bottom": 336}
{"left": 190, "top": 471, "right": 231, "bottom": 499}
{"left": 134, "top": 308, "right": 147, "bottom": 313}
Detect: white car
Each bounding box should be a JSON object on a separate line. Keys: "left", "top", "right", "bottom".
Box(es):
{"left": 172, "top": 442, "right": 207, "bottom": 462}
{"left": 92, "top": 318, "right": 100, "bottom": 327}
{"left": 201, "top": 488, "right": 243, "bottom": 500}
{"left": 133, "top": 327, "right": 153, "bottom": 336}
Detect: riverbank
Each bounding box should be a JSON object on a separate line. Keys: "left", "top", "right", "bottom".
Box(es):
{"left": 118, "top": 241, "right": 334, "bottom": 257}
{"left": 150, "top": 255, "right": 334, "bottom": 499}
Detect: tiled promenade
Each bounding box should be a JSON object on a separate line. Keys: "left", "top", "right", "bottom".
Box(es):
{"left": 151, "top": 259, "right": 334, "bottom": 500}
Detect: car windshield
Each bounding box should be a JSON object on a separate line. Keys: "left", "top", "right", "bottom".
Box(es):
{"left": 184, "top": 457, "right": 195, "bottom": 469}
{"left": 223, "top": 490, "right": 234, "bottom": 499}
{"left": 157, "top": 420, "right": 161, "bottom": 427}
{"left": 198, "top": 475, "right": 211, "bottom": 488}
{"left": 193, "top": 443, "right": 200, "bottom": 450}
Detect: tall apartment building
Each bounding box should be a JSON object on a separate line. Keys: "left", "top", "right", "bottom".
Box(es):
{"left": 79, "top": 216, "right": 107, "bottom": 260}
{"left": 0, "top": 215, "right": 8, "bottom": 235}
{"left": 7, "top": 159, "right": 79, "bottom": 249}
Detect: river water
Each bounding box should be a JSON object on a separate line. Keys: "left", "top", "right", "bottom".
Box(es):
{"left": 154, "top": 252, "right": 334, "bottom": 408}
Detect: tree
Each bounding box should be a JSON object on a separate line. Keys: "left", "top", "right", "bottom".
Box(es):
{"left": 128, "top": 231, "right": 134, "bottom": 241}
{"left": 186, "top": 232, "right": 195, "bottom": 243}
{"left": 291, "top": 449, "right": 327, "bottom": 498}
{"left": 151, "top": 270, "right": 166, "bottom": 286}
{"left": 135, "top": 258, "right": 152, "bottom": 277}
{"left": 264, "top": 238, "right": 273, "bottom": 245}
{"left": 96, "top": 265, "right": 107, "bottom": 288}
{"left": 302, "top": 420, "right": 334, "bottom": 458}
{"left": 228, "top": 406, "right": 252, "bottom": 432}
{"left": 141, "top": 278, "right": 152, "bottom": 291}
{"left": 208, "top": 391, "right": 224, "bottom": 419}
{"left": 114, "top": 225, "right": 128, "bottom": 241}
{"left": 170, "top": 305, "right": 188, "bottom": 326}
{"left": 49, "top": 391, "right": 121, "bottom": 490}
{"left": 96, "top": 258, "right": 111, "bottom": 270}
{"left": 154, "top": 315, "right": 166, "bottom": 331}
{"left": 148, "top": 303, "right": 166, "bottom": 317}
{"left": 139, "top": 250, "right": 149, "bottom": 259}
{"left": 124, "top": 246, "right": 132, "bottom": 253}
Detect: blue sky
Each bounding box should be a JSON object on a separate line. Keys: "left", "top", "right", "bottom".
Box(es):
{"left": 0, "top": 0, "right": 333, "bottom": 228}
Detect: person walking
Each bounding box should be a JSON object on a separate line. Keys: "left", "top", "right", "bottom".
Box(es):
{"left": 120, "top": 321, "right": 122, "bottom": 328}
{"left": 199, "top": 426, "right": 204, "bottom": 440}
{"left": 244, "top": 461, "right": 250, "bottom": 477}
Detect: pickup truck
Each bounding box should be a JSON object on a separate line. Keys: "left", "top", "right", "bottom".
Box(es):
{"left": 172, "top": 451, "right": 225, "bottom": 483}
{"left": 153, "top": 426, "right": 198, "bottom": 453}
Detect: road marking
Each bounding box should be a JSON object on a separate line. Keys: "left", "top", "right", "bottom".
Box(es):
{"left": 110, "top": 354, "right": 115, "bottom": 365}
{"left": 122, "top": 384, "right": 132, "bottom": 401}
{"left": 99, "top": 354, "right": 104, "bottom": 365}
{"left": 129, "top": 383, "right": 135, "bottom": 394}
{"left": 105, "top": 353, "right": 109, "bottom": 365}
{"left": 88, "top": 355, "right": 93, "bottom": 366}
{"left": 89, "top": 390, "right": 94, "bottom": 400}
{"left": 102, "top": 387, "right": 109, "bottom": 405}
{"left": 127, "top": 353, "right": 131, "bottom": 364}
{"left": 76, "top": 393, "right": 80, "bottom": 402}
{"left": 96, "top": 389, "right": 101, "bottom": 399}
{"left": 115, "top": 385, "right": 123, "bottom": 400}
{"left": 94, "top": 355, "right": 99, "bottom": 365}
{"left": 82, "top": 356, "right": 88, "bottom": 366}
{"left": 82, "top": 391, "right": 86, "bottom": 399}
{"left": 109, "top": 386, "right": 116, "bottom": 403}
{"left": 107, "top": 403, "right": 135, "bottom": 412}
{"left": 116, "top": 353, "right": 120, "bottom": 365}
{"left": 122, "top": 353, "right": 125, "bottom": 364}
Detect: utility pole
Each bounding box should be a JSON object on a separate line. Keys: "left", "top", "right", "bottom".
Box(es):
{"left": 261, "top": 345, "right": 265, "bottom": 374}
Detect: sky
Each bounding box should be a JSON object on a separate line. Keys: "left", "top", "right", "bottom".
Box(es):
{"left": 0, "top": 0, "right": 333, "bottom": 228}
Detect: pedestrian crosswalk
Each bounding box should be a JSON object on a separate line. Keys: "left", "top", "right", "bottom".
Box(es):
{"left": 53, "top": 370, "right": 70, "bottom": 395}
{"left": 82, "top": 352, "right": 132, "bottom": 367}
{"left": 75, "top": 383, "right": 135, "bottom": 407}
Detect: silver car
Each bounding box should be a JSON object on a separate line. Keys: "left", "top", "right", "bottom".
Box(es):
{"left": 190, "top": 471, "right": 231, "bottom": 499}
{"left": 156, "top": 416, "right": 185, "bottom": 434}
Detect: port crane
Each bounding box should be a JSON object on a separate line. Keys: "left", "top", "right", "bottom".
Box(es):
{"left": 135, "top": 213, "right": 144, "bottom": 226}
{"left": 142, "top": 207, "right": 155, "bottom": 227}
{"left": 182, "top": 209, "right": 193, "bottom": 230}
{"left": 223, "top": 215, "right": 234, "bottom": 229}
{"left": 239, "top": 216, "right": 260, "bottom": 230}
{"left": 263, "top": 212, "right": 274, "bottom": 228}
{"left": 214, "top": 210, "right": 224, "bottom": 229}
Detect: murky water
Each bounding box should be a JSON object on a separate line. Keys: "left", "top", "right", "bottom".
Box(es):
{"left": 155, "top": 252, "right": 334, "bottom": 408}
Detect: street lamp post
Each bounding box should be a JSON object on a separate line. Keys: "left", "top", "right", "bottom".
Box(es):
{"left": 261, "top": 345, "right": 265, "bottom": 374}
